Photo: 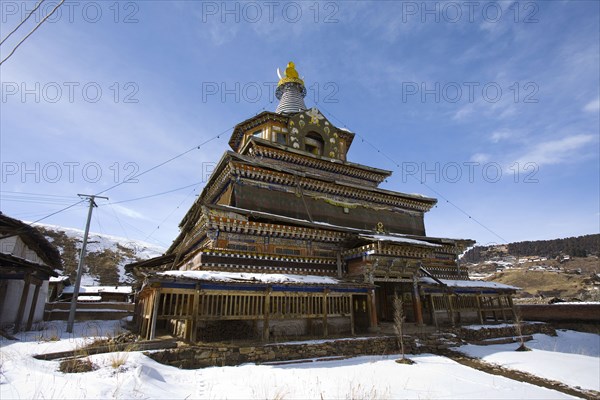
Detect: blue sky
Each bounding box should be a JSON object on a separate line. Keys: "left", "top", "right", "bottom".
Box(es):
{"left": 1, "top": 0, "right": 598, "bottom": 249}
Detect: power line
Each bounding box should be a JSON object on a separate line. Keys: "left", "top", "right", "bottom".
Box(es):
{"left": 0, "top": 0, "right": 65, "bottom": 66}
{"left": 0, "top": 190, "right": 77, "bottom": 199}
{"left": 145, "top": 185, "right": 200, "bottom": 242}
{"left": 93, "top": 129, "right": 229, "bottom": 197}
{"left": 0, "top": 0, "right": 45, "bottom": 46}
{"left": 101, "top": 181, "right": 203, "bottom": 206}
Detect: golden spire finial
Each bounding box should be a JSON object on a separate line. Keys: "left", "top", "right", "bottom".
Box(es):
{"left": 277, "top": 61, "right": 304, "bottom": 86}
{"left": 285, "top": 62, "right": 299, "bottom": 79}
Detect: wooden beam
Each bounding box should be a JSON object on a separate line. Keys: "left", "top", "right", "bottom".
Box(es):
{"left": 149, "top": 289, "right": 161, "bottom": 340}
{"left": 14, "top": 274, "right": 31, "bottom": 333}
{"left": 26, "top": 282, "right": 42, "bottom": 331}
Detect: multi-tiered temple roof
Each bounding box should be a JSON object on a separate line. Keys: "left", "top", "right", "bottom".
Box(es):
{"left": 130, "top": 63, "right": 517, "bottom": 342}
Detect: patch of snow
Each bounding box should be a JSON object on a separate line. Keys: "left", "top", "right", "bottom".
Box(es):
{"left": 359, "top": 234, "right": 442, "bottom": 247}
{"left": 49, "top": 275, "right": 69, "bottom": 283}
{"left": 158, "top": 270, "right": 340, "bottom": 285}
{"left": 2, "top": 322, "right": 591, "bottom": 399}
{"left": 455, "top": 330, "right": 600, "bottom": 392}
{"left": 462, "top": 322, "right": 544, "bottom": 331}
{"left": 62, "top": 285, "right": 133, "bottom": 294}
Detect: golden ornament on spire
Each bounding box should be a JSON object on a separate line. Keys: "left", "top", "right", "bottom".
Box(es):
{"left": 277, "top": 61, "right": 304, "bottom": 86}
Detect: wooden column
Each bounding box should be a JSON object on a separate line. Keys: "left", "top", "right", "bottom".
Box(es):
{"left": 190, "top": 287, "right": 200, "bottom": 342}
{"left": 508, "top": 295, "right": 516, "bottom": 321}
{"left": 412, "top": 277, "right": 424, "bottom": 326}
{"left": 14, "top": 274, "right": 31, "bottom": 333}
{"left": 26, "top": 277, "right": 42, "bottom": 331}
{"left": 0, "top": 281, "right": 8, "bottom": 313}
{"left": 322, "top": 289, "right": 329, "bottom": 337}
{"left": 475, "top": 293, "right": 484, "bottom": 324}
{"left": 262, "top": 287, "right": 271, "bottom": 342}
{"left": 447, "top": 294, "right": 456, "bottom": 327}
{"left": 367, "top": 289, "right": 378, "bottom": 331}
{"left": 500, "top": 296, "right": 507, "bottom": 321}
{"left": 149, "top": 289, "right": 161, "bottom": 340}
{"left": 349, "top": 295, "right": 355, "bottom": 336}
{"left": 336, "top": 252, "right": 343, "bottom": 278}
{"left": 429, "top": 295, "right": 438, "bottom": 329}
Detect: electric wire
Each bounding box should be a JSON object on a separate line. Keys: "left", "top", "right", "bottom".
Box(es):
{"left": 0, "top": 0, "right": 45, "bottom": 46}
{"left": 0, "top": 0, "right": 66, "bottom": 66}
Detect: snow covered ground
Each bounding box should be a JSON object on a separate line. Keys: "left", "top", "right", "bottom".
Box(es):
{"left": 455, "top": 330, "right": 600, "bottom": 392}
{"left": 1, "top": 321, "right": 597, "bottom": 399}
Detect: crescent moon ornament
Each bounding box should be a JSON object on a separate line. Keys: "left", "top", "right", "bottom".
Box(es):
{"left": 277, "top": 68, "right": 283, "bottom": 80}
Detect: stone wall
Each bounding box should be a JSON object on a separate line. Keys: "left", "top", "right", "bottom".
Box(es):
{"left": 147, "top": 336, "right": 419, "bottom": 369}
{"left": 454, "top": 322, "right": 556, "bottom": 342}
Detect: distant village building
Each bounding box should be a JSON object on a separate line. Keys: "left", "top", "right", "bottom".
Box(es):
{"left": 47, "top": 275, "right": 70, "bottom": 302}
{"left": 0, "top": 213, "right": 62, "bottom": 332}
{"left": 128, "top": 63, "right": 517, "bottom": 341}
{"left": 60, "top": 285, "right": 133, "bottom": 303}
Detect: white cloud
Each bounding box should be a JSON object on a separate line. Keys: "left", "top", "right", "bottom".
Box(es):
{"left": 111, "top": 204, "right": 148, "bottom": 220}
{"left": 470, "top": 153, "right": 491, "bottom": 163}
{"left": 489, "top": 129, "right": 514, "bottom": 143}
{"left": 583, "top": 98, "right": 600, "bottom": 112}
{"left": 515, "top": 134, "right": 597, "bottom": 166}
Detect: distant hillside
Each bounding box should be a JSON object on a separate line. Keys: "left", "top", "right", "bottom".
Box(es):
{"left": 35, "top": 224, "right": 165, "bottom": 286}
{"left": 462, "top": 234, "right": 599, "bottom": 263}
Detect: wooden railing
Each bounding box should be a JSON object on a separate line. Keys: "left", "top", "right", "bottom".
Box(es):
{"left": 137, "top": 287, "right": 354, "bottom": 341}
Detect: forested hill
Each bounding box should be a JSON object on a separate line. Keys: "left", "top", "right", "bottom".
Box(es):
{"left": 462, "top": 234, "right": 599, "bottom": 263}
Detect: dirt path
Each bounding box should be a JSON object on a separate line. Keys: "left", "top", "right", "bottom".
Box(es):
{"left": 437, "top": 348, "right": 599, "bottom": 400}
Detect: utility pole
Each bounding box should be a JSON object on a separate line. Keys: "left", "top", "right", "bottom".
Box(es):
{"left": 66, "top": 194, "right": 108, "bottom": 333}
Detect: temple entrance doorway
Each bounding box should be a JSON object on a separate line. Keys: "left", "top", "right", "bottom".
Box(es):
{"left": 351, "top": 294, "right": 370, "bottom": 333}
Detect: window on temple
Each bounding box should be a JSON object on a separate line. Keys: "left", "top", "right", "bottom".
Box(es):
{"left": 305, "top": 132, "right": 324, "bottom": 156}
{"left": 275, "top": 132, "right": 287, "bottom": 145}
{"left": 275, "top": 247, "right": 301, "bottom": 256}
{"left": 252, "top": 129, "right": 262, "bottom": 138}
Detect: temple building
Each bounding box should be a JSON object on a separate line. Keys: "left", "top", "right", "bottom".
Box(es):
{"left": 129, "top": 62, "right": 517, "bottom": 342}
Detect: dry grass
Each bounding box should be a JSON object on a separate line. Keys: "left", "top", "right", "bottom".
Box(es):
{"left": 59, "top": 357, "right": 97, "bottom": 373}
{"left": 488, "top": 270, "right": 591, "bottom": 300}
{"left": 109, "top": 352, "right": 129, "bottom": 369}
{"left": 346, "top": 382, "right": 390, "bottom": 400}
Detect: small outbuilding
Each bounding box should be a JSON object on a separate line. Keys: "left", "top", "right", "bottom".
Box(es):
{"left": 0, "top": 213, "right": 62, "bottom": 332}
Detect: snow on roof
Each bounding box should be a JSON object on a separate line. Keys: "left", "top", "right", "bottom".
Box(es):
{"left": 158, "top": 270, "right": 340, "bottom": 285}
{"left": 419, "top": 277, "right": 519, "bottom": 290}
{"left": 77, "top": 296, "right": 102, "bottom": 302}
{"left": 359, "top": 234, "right": 441, "bottom": 247}
{"left": 49, "top": 275, "right": 70, "bottom": 283}
{"left": 62, "top": 285, "right": 133, "bottom": 294}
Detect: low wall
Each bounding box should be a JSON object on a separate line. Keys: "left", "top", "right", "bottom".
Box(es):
{"left": 455, "top": 322, "right": 556, "bottom": 342}
{"left": 147, "top": 336, "right": 419, "bottom": 369}
{"left": 44, "top": 302, "right": 134, "bottom": 321}
{"left": 517, "top": 304, "right": 600, "bottom": 323}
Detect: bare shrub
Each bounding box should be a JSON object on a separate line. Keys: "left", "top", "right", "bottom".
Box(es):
{"left": 393, "top": 293, "right": 415, "bottom": 364}
{"left": 514, "top": 310, "right": 532, "bottom": 352}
